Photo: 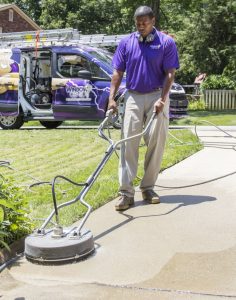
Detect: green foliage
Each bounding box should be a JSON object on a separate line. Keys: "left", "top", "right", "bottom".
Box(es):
{"left": 201, "top": 75, "right": 236, "bottom": 90}
{"left": 0, "top": 230, "right": 10, "bottom": 251}
{"left": 0, "top": 175, "right": 32, "bottom": 248}
{"left": 175, "top": 0, "right": 235, "bottom": 84}
{"left": 222, "top": 45, "right": 236, "bottom": 81}
{"left": 1, "top": 0, "right": 235, "bottom": 81}
{"left": 1, "top": 1, "right": 235, "bottom": 91}
{"left": 188, "top": 98, "right": 206, "bottom": 111}
{"left": 40, "top": 0, "right": 125, "bottom": 34}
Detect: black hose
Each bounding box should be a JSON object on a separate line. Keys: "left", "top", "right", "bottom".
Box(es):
{"left": 194, "top": 120, "right": 236, "bottom": 140}
{"left": 0, "top": 253, "right": 23, "bottom": 273}
{"left": 51, "top": 175, "right": 87, "bottom": 220}
{"left": 29, "top": 181, "right": 52, "bottom": 188}
{"left": 0, "top": 160, "right": 10, "bottom": 167}
{"left": 155, "top": 170, "right": 236, "bottom": 190}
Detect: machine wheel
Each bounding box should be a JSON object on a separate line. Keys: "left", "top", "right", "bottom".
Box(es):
{"left": 39, "top": 121, "right": 63, "bottom": 129}
{"left": 0, "top": 115, "right": 24, "bottom": 129}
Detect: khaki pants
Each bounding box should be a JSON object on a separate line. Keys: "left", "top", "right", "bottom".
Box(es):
{"left": 119, "top": 90, "right": 169, "bottom": 197}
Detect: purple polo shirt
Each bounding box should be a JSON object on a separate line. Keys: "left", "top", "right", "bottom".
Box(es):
{"left": 112, "top": 29, "right": 179, "bottom": 93}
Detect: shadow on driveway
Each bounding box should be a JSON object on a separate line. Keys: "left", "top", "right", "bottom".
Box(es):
{"left": 94, "top": 195, "right": 216, "bottom": 242}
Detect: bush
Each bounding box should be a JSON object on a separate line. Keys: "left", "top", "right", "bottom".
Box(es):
{"left": 0, "top": 175, "right": 32, "bottom": 248}
{"left": 201, "top": 75, "right": 236, "bottom": 90}
{"left": 188, "top": 97, "right": 206, "bottom": 111}
{"left": 0, "top": 230, "right": 10, "bottom": 250}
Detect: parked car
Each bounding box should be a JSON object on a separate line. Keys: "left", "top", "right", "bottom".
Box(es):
{"left": 169, "top": 82, "right": 188, "bottom": 120}
{"left": 0, "top": 44, "right": 188, "bottom": 129}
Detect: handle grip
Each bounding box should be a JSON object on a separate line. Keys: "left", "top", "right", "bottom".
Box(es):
{"left": 105, "top": 109, "right": 114, "bottom": 118}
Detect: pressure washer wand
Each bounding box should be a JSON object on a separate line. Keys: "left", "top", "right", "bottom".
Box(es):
{"left": 39, "top": 110, "right": 157, "bottom": 236}
{"left": 74, "top": 110, "right": 157, "bottom": 235}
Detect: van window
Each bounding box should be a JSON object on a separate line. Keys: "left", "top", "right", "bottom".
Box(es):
{"left": 57, "top": 54, "right": 110, "bottom": 80}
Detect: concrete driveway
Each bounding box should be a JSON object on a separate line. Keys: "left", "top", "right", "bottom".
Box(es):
{"left": 1, "top": 126, "right": 236, "bottom": 299}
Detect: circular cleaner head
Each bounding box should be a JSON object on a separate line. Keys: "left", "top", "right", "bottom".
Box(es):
{"left": 25, "top": 227, "right": 94, "bottom": 264}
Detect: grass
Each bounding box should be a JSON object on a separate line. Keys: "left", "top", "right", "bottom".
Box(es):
{"left": 23, "top": 120, "right": 101, "bottom": 127}
{"left": 23, "top": 110, "right": 236, "bottom": 128}
{"left": 170, "top": 110, "right": 236, "bottom": 126}
{"left": 0, "top": 128, "right": 202, "bottom": 228}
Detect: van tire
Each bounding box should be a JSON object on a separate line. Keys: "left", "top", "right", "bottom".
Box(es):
{"left": 0, "top": 115, "right": 24, "bottom": 129}
{"left": 39, "top": 121, "right": 63, "bottom": 129}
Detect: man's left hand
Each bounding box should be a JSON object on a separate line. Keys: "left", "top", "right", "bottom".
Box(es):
{"left": 153, "top": 98, "right": 165, "bottom": 114}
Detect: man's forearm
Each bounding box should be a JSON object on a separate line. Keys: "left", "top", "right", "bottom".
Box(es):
{"left": 161, "top": 68, "right": 176, "bottom": 103}
{"left": 109, "top": 70, "right": 124, "bottom": 101}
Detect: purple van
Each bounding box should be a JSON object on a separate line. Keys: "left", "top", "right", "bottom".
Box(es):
{"left": 0, "top": 45, "right": 187, "bottom": 129}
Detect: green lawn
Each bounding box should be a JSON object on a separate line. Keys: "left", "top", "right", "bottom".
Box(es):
{"left": 0, "top": 128, "right": 202, "bottom": 227}
{"left": 170, "top": 110, "right": 236, "bottom": 126}
{"left": 23, "top": 110, "right": 236, "bottom": 128}
{"left": 22, "top": 120, "right": 101, "bottom": 127}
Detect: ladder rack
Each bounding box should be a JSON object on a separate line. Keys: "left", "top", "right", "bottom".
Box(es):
{"left": 0, "top": 28, "right": 128, "bottom": 48}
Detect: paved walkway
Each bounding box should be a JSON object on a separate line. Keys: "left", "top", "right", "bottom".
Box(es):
{"left": 1, "top": 127, "right": 236, "bottom": 299}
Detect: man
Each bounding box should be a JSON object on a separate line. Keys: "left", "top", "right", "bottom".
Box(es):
{"left": 108, "top": 5, "right": 179, "bottom": 211}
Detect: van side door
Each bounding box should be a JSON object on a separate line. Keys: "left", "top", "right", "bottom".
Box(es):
{"left": 51, "top": 52, "right": 110, "bottom": 120}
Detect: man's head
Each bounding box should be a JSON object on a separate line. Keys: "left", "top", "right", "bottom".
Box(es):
{"left": 134, "top": 6, "right": 155, "bottom": 37}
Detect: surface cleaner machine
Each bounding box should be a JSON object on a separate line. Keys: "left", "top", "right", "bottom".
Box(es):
{"left": 24, "top": 110, "right": 157, "bottom": 263}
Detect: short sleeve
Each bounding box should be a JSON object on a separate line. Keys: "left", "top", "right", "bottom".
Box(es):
{"left": 163, "top": 37, "right": 180, "bottom": 71}
{"left": 112, "top": 38, "right": 127, "bottom": 72}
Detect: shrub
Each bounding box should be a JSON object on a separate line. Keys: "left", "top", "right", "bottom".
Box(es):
{"left": 188, "top": 97, "right": 206, "bottom": 111}
{"left": 0, "top": 230, "right": 10, "bottom": 251}
{"left": 201, "top": 75, "right": 236, "bottom": 90}
{"left": 0, "top": 175, "right": 32, "bottom": 248}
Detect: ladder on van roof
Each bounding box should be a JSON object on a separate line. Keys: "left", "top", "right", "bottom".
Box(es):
{"left": 0, "top": 28, "right": 129, "bottom": 48}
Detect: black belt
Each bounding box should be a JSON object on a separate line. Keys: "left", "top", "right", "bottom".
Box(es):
{"left": 128, "top": 88, "right": 161, "bottom": 95}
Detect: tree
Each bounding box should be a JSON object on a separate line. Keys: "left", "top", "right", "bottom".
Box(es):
{"left": 2, "top": 0, "right": 234, "bottom": 83}
{"left": 40, "top": 0, "right": 124, "bottom": 34}
{"left": 175, "top": 0, "right": 235, "bottom": 83}
{"left": 40, "top": 0, "right": 75, "bottom": 29}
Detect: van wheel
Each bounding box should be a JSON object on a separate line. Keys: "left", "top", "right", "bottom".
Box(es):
{"left": 39, "top": 121, "right": 63, "bottom": 129}
{"left": 0, "top": 115, "right": 24, "bottom": 129}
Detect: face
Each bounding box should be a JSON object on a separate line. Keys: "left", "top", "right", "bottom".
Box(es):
{"left": 135, "top": 15, "right": 155, "bottom": 37}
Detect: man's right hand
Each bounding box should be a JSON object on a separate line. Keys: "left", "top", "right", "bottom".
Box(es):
{"left": 108, "top": 69, "right": 124, "bottom": 113}
{"left": 108, "top": 99, "right": 118, "bottom": 112}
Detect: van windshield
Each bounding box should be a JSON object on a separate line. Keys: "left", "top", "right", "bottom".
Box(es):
{"left": 88, "top": 50, "right": 126, "bottom": 78}
{"left": 88, "top": 50, "right": 113, "bottom": 69}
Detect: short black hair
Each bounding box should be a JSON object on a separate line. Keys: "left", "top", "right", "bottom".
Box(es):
{"left": 134, "top": 6, "right": 154, "bottom": 18}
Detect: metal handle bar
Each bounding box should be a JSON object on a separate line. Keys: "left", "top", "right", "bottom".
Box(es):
{"left": 115, "top": 112, "right": 156, "bottom": 147}
{"left": 99, "top": 109, "right": 157, "bottom": 147}
{"left": 98, "top": 109, "right": 115, "bottom": 144}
